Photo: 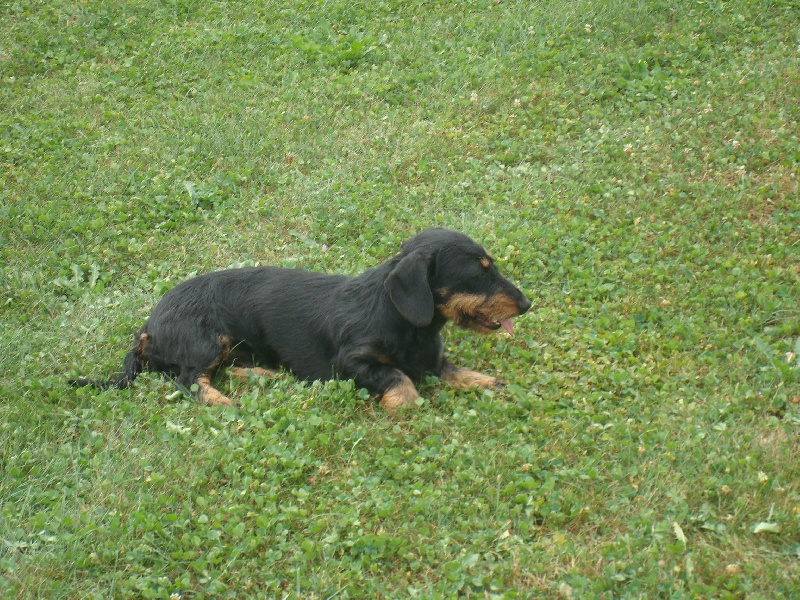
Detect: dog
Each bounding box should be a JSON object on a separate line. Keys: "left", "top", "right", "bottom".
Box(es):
{"left": 71, "top": 228, "right": 531, "bottom": 410}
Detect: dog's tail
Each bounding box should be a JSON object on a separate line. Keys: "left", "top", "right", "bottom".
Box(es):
{"left": 70, "top": 334, "right": 146, "bottom": 391}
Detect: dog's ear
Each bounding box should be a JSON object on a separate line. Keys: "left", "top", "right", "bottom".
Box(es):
{"left": 385, "top": 250, "right": 434, "bottom": 327}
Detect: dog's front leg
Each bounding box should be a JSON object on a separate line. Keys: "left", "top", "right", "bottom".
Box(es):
{"left": 439, "top": 359, "right": 502, "bottom": 390}
{"left": 343, "top": 357, "right": 420, "bottom": 411}
{"left": 379, "top": 372, "right": 421, "bottom": 410}
{"left": 337, "top": 350, "right": 421, "bottom": 411}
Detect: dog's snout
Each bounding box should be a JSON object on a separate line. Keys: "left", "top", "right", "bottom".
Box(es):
{"left": 501, "top": 279, "right": 531, "bottom": 315}
{"left": 518, "top": 295, "right": 532, "bottom": 315}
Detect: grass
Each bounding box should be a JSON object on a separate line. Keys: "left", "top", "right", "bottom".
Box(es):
{"left": 1, "top": 0, "right": 799, "bottom": 597}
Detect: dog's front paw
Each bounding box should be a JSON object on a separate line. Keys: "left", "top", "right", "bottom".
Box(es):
{"left": 441, "top": 366, "right": 500, "bottom": 390}
{"left": 380, "top": 376, "right": 421, "bottom": 412}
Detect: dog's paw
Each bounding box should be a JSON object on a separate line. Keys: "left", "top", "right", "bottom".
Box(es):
{"left": 201, "top": 387, "right": 235, "bottom": 406}
{"left": 380, "top": 376, "right": 421, "bottom": 412}
{"left": 442, "top": 366, "right": 500, "bottom": 390}
{"left": 196, "top": 374, "right": 235, "bottom": 406}
{"left": 227, "top": 367, "right": 276, "bottom": 383}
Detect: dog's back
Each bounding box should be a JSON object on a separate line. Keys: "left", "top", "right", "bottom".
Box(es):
{"left": 144, "top": 267, "right": 353, "bottom": 381}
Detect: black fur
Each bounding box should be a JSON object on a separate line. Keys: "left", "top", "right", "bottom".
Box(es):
{"left": 71, "top": 228, "right": 531, "bottom": 409}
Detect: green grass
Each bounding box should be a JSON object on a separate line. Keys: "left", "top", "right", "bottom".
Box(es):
{"left": 2, "top": 0, "right": 799, "bottom": 597}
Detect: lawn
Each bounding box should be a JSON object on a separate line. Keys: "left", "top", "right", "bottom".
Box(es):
{"left": 1, "top": 0, "right": 798, "bottom": 597}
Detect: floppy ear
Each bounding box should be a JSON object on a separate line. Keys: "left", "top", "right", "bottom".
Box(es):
{"left": 385, "top": 250, "right": 434, "bottom": 327}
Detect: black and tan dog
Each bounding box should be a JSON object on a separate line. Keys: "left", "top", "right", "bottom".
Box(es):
{"left": 71, "top": 228, "right": 531, "bottom": 410}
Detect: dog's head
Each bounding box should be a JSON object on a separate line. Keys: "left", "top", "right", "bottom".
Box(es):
{"left": 385, "top": 228, "right": 531, "bottom": 333}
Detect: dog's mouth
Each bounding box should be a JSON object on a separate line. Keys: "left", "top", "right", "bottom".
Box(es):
{"left": 468, "top": 314, "right": 516, "bottom": 335}
{"left": 437, "top": 291, "right": 527, "bottom": 336}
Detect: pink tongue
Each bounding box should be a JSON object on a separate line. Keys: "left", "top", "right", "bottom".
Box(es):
{"left": 500, "top": 318, "right": 514, "bottom": 336}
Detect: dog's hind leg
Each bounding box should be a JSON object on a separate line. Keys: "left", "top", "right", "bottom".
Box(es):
{"left": 194, "top": 374, "right": 234, "bottom": 406}
{"left": 175, "top": 366, "right": 234, "bottom": 406}
{"left": 174, "top": 335, "right": 236, "bottom": 406}
{"left": 227, "top": 367, "right": 276, "bottom": 383}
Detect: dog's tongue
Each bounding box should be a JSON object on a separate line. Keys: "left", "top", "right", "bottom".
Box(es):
{"left": 500, "top": 318, "right": 514, "bottom": 336}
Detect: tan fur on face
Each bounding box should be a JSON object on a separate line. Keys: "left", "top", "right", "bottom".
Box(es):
{"left": 437, "top": 292, "right": 485, "bottom": 323}
{"left": 196, "top": 374, "right": 234, "bottom": 406}
{"left": 380, "top": 373, "right": 420, "bottom": 411}
{"left": 482, "top": 292, "right": 524, "bottom": 320}
{"left": 438, "top": 291, "right": 524, "bottom": 332}
{"left": 440, "top": 362, "right": 499, "bottom": 389}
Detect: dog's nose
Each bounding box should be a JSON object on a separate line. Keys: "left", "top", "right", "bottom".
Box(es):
{"left": 518, "top": 295, "right": 532, "bottom": 314}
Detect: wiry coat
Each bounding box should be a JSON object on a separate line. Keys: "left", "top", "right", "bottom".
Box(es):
{"left": 72, "top": 228, "right": 531, "bottom": 409}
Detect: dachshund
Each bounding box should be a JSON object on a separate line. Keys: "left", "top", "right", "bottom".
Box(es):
{"left": 71, "top": 228, "right": 531, "bottom": 410}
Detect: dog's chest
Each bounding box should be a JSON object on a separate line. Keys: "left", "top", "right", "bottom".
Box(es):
{"left": 388, "top": 330, "right": 443, "bottom": 380}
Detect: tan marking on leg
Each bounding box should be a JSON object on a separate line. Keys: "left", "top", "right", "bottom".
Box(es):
{"left": 134, "top": 333, "right": 150, "bottom": 367}
{"left": 137, "top": 333, "right": 149, "bottom": 355}
{"left": 218, "top": 334, "right": 235, "bottom": 362}
{"left": 196, "top": 374, "right": 234, "bottom": 406}
{"left": 380, "top": 374, "right": 420, "bottom": 411}
{"left": 227, "top": 366, "right": 275, "bottom": 382}
{"left": 440, "top": 362, "right": 500, "bottom": 389}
